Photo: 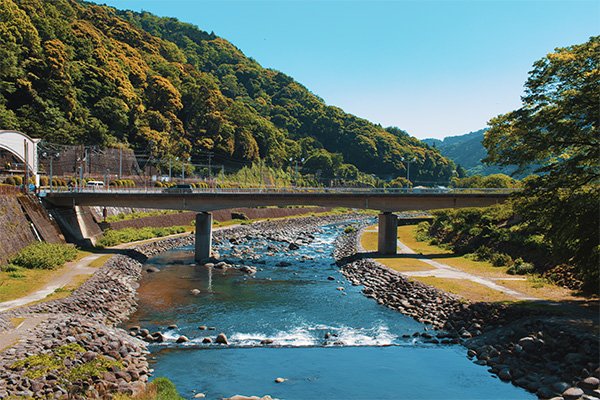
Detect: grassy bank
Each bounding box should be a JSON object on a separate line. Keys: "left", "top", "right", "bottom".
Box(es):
{"left": 360, "top": 224, "right": 579, "bottom": 302}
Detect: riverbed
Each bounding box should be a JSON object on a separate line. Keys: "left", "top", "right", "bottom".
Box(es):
{"left": 128, "top": 221, "right": 534, "bottom": 399}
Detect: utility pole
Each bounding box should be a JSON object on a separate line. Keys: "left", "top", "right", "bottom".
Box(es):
{"left": 23, "top": 139, "right": 29, "bottom": 193}
{"left": 169, "top": 158, "right": 172, "bottom": 181}
{"left": 207, "top": 152, "right": 214, "bottom": 180}
{"left": 119, "top": 147, "right": 123, "bottom": 179}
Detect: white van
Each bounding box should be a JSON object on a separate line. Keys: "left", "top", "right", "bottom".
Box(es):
{"left": 86, "top": 180, "right": 105, "bottom": 190}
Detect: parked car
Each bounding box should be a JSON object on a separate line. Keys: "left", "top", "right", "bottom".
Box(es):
{"left": 163, "top": 184, "right": 193, "bottom": 193}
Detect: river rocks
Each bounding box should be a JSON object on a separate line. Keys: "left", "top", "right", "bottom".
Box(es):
{"left": 274, "top": 377, "right": 286, "bottom": 383}
{"left": 204, "top": 262, "right": 215, "bottom": 268}
{"left": 145, "top": 266, "right": 160, "bottom": 273}
{"left": 168, "top": 324, "right": 178, "bottom": 329}
{"left": 216, "top": 333, "right": 229, "bottom": 344}
{"left": 194, "top": 393, "right": 206, "bottom": 398}
{"left": 498, "top": 368, "right": 512, "bottom": 381}
{"left": 190, "top": 289, "right": 201, "bottom": 295}
{"left": 562, "top": 387, "right": 584, "bottom": 400}
{"left": 240, "top": 266, "right": 257, "bottom": 274}
{"left": 276, "top": 261, "right": 291, "bottom": 267}
{"left": 260, "top": 339, "right": 274, "bottom": 345}
{"left": 202, "top": 337, "right": 213, "bottom": 344}
{"left": 215, "top": 261, "right": 229, "bottom": 270}
{"left": 288, "top": 242, "right": 300, "bottom": 250}
{"left": 327, "top": 276, "right": 335, "bottom": 281}
{"left": 198, "top": 325, "right": 207, "bottom": 330}
{"left": 176, "top": 336, "right": 189, "bottom": 343}
{"left": 580, "top": 377, "right": 600, "bottom": 390}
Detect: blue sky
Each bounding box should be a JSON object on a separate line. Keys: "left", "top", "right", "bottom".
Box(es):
{"left": 93, "top": 0, "right": 598, "bottom": 139}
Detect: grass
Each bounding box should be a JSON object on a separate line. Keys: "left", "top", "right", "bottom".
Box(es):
{"left": 106, "top": 210, "right": 181, "bottom": 223}
{"left": 114, "top": 377, "right": 184, "bottom": 400}
{"left": 97, "top": 226, "right": 188, "bottom": 248}
{"left": 360, "top": 223, "right": 582, "bottom": 303}
{"left": 0, "top": 267, "right": 65, "bottom": 303}
{"left": 412, "top": 276, "right": 515, "bottom": 302}
{"left": 0, "top": 251, "right": 111, "bottom": 305}
{"left": 10, "top": 317, "right": 24, "bottom": 328}
{"left": 35, "top": 274, "right": 93, "bottom": 303}
{"left": 88, "top": 254, "right": 114, "bottom": 268}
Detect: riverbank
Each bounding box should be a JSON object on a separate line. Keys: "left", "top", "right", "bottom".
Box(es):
{"left": 0, "top": 214, "right": 597, "bottom": 399}
{"left": 0, "top": 213, "right": 362, "bottom": 398}
{"left": 334, "top": 226, "right": 599, "bottom": 400}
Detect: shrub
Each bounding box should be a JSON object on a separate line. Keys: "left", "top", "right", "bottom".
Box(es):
{"left": 1, "top": 264, "right": 21, "bottom": 272}
{"left": 13, "top": 176, "right": 23, "bottom": 185}
{"left": 96, "top": 226, "right": 187, "bottom": 247}
{"left": 3, "top": 177, "right": 15, "bottom": 185}
{"left": 415, "top": 221, "right": 431, "bottom": 242}
{"left": 344, "top": 225, "right": 356, "bottom": 233}
{"left": 490, "top": 253, "right": 513, "bottom": 267}
{"left": 11, "top": 243, "right": 78, "bottom": 269}
{"left": 39, "top": 176, "right": 49, "bottom": 186}
{"left": 507, "top": 258, "right": 535, "bottom": 275}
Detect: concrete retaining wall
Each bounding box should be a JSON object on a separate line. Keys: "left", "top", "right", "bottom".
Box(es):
{"left": 0, "top": 193, "right": 64, "bottom": 264}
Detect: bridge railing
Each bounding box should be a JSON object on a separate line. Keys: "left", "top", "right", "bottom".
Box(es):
{"left": 39, "top": 186, "right": 519, "bottom": 196}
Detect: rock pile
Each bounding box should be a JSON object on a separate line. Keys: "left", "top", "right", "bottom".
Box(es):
{"left": 0, "top": 314, "right": 149, "bottom": 398}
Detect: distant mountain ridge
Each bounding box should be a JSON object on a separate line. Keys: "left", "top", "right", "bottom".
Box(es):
{"left": 423, "top": 129, "right": 523, "bottom": 177}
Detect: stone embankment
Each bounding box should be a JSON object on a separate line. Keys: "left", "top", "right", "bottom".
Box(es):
{"left": 334, "top": 226, "right": 600, "bottom": 400}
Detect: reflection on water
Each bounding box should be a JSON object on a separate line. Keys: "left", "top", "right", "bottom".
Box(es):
{"left": 129, "top": 223, "right": 534, "bottom": 400}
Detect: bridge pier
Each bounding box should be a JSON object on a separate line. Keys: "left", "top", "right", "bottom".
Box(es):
{"left": 377, "top": 212, "right": 398, "bottom": 255}
{"left": 195, "top": 212, "right": 212, "bottom": 262}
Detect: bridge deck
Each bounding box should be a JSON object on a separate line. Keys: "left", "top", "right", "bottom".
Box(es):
{"left": 42, "top": 188, "right": 512, "bottom": 212}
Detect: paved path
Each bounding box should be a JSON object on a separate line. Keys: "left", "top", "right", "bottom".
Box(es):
{"left": 396, "top": 238, "right": 538, "bottom": 300}
{"left": 0, "top": 256, "right": 100, "bottom": 312}
{"left": 365, "top": 227, "right": 538, "bottom": 301}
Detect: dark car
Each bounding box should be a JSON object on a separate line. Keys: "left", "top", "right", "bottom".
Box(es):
{"left": 163, "top": 184, "right": 193, "bottom": 193}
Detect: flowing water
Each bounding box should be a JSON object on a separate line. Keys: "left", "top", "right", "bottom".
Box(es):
{"left": 128, "top": 222, "right": 534, "bottom": 400}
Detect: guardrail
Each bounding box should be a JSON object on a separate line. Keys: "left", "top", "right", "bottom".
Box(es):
{"left": 38, "top": 186, "right": 519, "bottom": 195}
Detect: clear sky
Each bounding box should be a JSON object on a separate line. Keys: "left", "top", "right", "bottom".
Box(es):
{"left": 92, "top": 0, "right": 598, "bottom": 139}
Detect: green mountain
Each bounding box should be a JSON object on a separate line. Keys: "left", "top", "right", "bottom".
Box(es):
{"left": 423, "top": 129, "right": 522, "bottom": 177}
{"left": 0, "top": 0, "right": 454, "bottom": 183}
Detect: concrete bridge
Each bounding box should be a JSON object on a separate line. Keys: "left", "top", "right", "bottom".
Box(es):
{"left": 42, "top": 188, "right": 512, "bottom": 261}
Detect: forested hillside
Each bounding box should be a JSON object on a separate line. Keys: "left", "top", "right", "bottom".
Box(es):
{"left": 423, "top": 129, "right": 523, "bottom": 177}
{"left": 0, "top": 0, "right": 454, "bottom": 183}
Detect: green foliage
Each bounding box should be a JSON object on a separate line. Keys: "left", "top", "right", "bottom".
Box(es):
{"left": 415, "top": 221, "right": 431, "bottom": 242}
{"left": 450, "top": 173, "right": 520, "bottom": 188}
{"left": 0, "top": 0, "right": 453, "bottom": 183}
{"left": 106, "top": 209, "right": 180, "bottom": 223}
{"left": 97, "top": 226, "right": 187, "bottom": 247}
{"left": 507, "top": 258, "right": 535, "bottom": 275}
{"left": 484, "top": 36, "right": 599, "bottom": 292}
{"left": 343, "top": 225, "right": 356, "bottom": 234}
{"left": 11, "top": 343, "right": 122, "bottom": 397}
{"left": 0, "top": 263, "right": 21, "bottom": 272}
{"left": 386, "top": 176, "right": 412, "bottom": 188}
{"left": 10, "top": 242, "right": 78, "bottom": 269}
{"left": 150, "top": 377, "right": 185, "bottom": 400}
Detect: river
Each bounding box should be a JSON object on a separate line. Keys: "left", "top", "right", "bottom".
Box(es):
{"left": 128, "top": 221, "right": 534, "bottom": 399}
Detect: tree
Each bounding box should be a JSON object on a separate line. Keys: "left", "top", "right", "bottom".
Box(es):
{"left": 484, "top": 36, "right": 599, "bottom": 291}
